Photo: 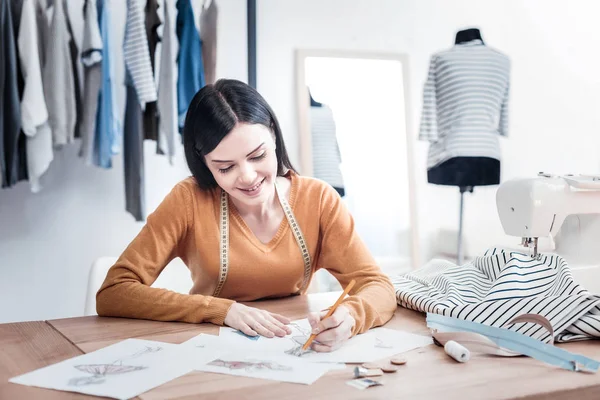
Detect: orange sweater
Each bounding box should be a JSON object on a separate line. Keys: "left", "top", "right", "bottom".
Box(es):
{"left": 96, "top": 173, "right": 397, "bottom": 335}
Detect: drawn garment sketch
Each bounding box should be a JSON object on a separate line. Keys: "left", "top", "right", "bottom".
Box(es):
{"left": 9, "top": 339, "right": 193, "bottom": 400}
{"left": 68, "top": 346, "right": 162, "bottom": 386}
{"left": 217, "top": 319, "right": 433, "bottom": 363}
{"left": 208, "top": 359, "right": 293, "bottom": 372}
{"left": 196, "top": 353, "right": 334, "bottom": 385}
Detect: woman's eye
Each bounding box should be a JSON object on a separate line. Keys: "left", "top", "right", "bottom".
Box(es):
{"left": 251, "top": 152, "right": 267, "bottom": 161}
{"left": 219, "top": 166, "right": 233, "bottom": 174}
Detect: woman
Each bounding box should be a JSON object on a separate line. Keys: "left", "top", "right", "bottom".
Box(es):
{"left": 97, "top": 79, "right": 396, "bottom": 352}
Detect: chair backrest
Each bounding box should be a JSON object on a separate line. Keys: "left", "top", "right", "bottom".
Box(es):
{"left": 84, "top": 257, "right": 194, "bottom": 316}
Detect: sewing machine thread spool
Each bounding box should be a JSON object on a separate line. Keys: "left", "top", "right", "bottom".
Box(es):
{"left": 444, "top": 340, "right": 470, "bottom": 363}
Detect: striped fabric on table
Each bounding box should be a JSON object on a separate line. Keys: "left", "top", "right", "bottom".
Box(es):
{"left": 392, "top": 248, "right": 600, "bottom": 343}
{"left": 419, "top": 40, "right": 510, "bottom": 169}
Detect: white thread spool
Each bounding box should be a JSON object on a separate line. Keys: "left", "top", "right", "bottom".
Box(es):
{"left": 444, "top": 340, "right": 470, "bottom": 363}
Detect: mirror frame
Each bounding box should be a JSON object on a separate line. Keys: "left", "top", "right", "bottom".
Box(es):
{"left": 294, "top": 49, "right": 421, "bottom": 269}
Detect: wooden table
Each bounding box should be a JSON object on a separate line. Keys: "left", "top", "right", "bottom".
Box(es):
{"left": 2, "top": 292, "right": 600, "bottom": 399}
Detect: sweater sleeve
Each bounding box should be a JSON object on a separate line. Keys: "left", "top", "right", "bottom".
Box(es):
{"left": 96, "top": 183, "right": 235, "bottom": 325}
{"left": 316, "top": 186, "right": 397, "bottom": 336}
{"left": 418, "top": 55, "right": 439, "bottom": 143}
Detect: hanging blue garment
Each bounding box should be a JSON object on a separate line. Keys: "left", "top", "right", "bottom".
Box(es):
{"left": 94, "top": 0, "right": 122, "bottom": 169}
{"left": 176, "top": 0, "right": 205, "bottom": 131}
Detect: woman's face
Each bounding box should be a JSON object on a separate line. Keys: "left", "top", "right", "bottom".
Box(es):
{"left": 205, "top": 123, "right": 278, "bottom": 207}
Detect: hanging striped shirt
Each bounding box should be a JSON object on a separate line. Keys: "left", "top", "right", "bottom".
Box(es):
{"left": 310, "top": 106, "right": 344, "bottom": 189}
{"left": 419, "top": 40, "right": 510, "bottom": 169}
{"left": 392, "top": 248, "right": 600, "bottom": 343}
{"left": 123, "top": 0, "right": 157, "bottom": 111}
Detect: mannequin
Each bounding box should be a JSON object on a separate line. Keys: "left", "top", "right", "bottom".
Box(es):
{"left": 309, "top": 90, "right": 322, "bottom": 107}
{"left": 419, "top": 28, "right": 510, "bottom": 263}
{"left": 455, "top": 28, "right": 484, "bottom": 44}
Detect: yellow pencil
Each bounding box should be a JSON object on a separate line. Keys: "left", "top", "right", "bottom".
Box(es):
{"left": 301, "top": 279, "right": 356, "bottom": 351}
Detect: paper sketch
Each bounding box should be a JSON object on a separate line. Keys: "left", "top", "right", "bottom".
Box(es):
{"left": 195, "top": 353, "right": 333, "bottom": 385}
{"left": 208, "top": 359, "right": 293, "bottom": 372}
{"left": 68, "top": 346, "right": 162, "bottom": 386}
{"left": 283, "top": 322, "right": 316, "bottom": 357}
{"left": 217, "top": 319, "right": 433, "bottom": 363}
{"left": 10, "top": 339, "right": 193, "bottom": 400}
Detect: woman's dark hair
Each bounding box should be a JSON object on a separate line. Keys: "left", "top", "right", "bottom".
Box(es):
{"left": 183, "top": 79, "right": 296, "bottom": 191}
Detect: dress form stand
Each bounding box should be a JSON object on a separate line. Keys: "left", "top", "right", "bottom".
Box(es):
{"left": 457, "top": 185, "right": 473, "bottom": 264}
{"left": 428, "top": 157, "right": 500, "bottom": 264}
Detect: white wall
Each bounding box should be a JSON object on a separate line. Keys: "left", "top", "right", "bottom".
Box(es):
{"left": 0, "top": 0, "right": 247, "bottom": 323}
{"left": 4, "top": 0, "right": 600, "bottom": 323}
{"left": 256, "top": 0, "right": 600, "bottom": 261}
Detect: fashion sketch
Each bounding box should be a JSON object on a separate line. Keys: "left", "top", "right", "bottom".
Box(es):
{"left": 284, "top": 322, "right": 316, "bottom": 357}
{"left": 68, "top": 346, "right": 163, "bottom": 386}
{"left": 208, "top": 359, "right": 293, "bottom": 372}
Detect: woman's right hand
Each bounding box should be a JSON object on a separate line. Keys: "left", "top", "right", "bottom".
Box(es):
{"left": 223, "top": 303, "right": 292, "bottom": 338}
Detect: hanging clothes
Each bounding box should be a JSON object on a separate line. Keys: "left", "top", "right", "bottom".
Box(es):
{"left": 200, "top": 0, "right": 218, "bottom": 85}
{"left": 1, "top": 0, "right": 23, "bottom": 188}
{"left": 63, "top": 1, "right": 83, "bottom": 140}
{"left": 157, "top": 0, "right": 178, "bottom": 164}
{"left": 176, "top": 0, "right": 205, "bottom": 131}
{"left": 123, "top": 0, "right": 158, "bottom": 221}
{"left": 79, "top": 0, "right": 103, "bottom": 165}
{"left": 310, "top": 105, "right": 345, "bottom": 193}
{"left": 419, "top": 40, "right": 510, "bottom": 170}
{"left": 142, "top": 0, "right": 161, "bottom": 143}
{"left": 123, "top": 72, "right": 146, "bottom": 222}
{"left": 17, "top": 0, "right": 53, "bottom": 193}
{"left": 94, "top": 0, "right": 121, "bottom": 169}
{"left": 43, "top": 0, "right": 77, "bottom": 147}
{"left": 11, "top": 0, "right": 31, "bottom": 187}
{"left": 123, "top": 0, "right": 158, "bottom": 110}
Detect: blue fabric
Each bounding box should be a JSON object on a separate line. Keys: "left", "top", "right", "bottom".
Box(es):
{"left": 176, "top": 0, "right": 205, "bottom": 130}
{"left": 94, "top": 0, "right": 122, "bottom": 169}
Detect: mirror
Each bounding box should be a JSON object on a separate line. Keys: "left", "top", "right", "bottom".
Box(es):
{"left": 295, "top": 50, "right": 420, "bottom": 282}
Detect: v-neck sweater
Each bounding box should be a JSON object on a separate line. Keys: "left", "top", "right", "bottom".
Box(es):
{"left": 96, "top": 172, "right": 396, "bottom": 335}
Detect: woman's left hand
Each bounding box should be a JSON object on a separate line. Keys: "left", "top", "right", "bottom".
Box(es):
{"left": 307, "top": 305, "right": 355, "bottom": 352}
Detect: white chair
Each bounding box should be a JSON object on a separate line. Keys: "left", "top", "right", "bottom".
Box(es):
{"left": 84, "top": 257, "right": 194, "bottom": 316}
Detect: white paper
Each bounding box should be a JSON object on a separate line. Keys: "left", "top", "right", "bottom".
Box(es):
{"left": 217, "top": 319, "right": 433, "bottom": 363}
{"left": 194, "top": 351, "right": 334, "bottom": 385}
{"left": 177, "top": 333, "right": 234, "bottom": 370}
{"left": 9, "top": 339, "right": 193, "bottom": 400}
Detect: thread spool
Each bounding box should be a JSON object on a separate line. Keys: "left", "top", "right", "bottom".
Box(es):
{"left": 444, "top": 340, "right": 470, "bottom": 363}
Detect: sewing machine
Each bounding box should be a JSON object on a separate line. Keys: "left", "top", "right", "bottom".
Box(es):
{"left": 496, "top": 173, "right": 600, "bottom": 261}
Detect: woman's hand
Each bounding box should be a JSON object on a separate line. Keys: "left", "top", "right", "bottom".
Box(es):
{"left": 307, "top": 305, "right": 355, "bottom": 352}
{"left": 224, "top": 303, "right": 292, "bottom": 338}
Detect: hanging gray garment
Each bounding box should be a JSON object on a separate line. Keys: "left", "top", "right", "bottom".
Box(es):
{"left": 63, "top": 0, "right": 83, "bottom": 139}
{"left": 43, "top": 0, "right": 76, "bottom": 147}
{"left": 157, "top": 0, "right": 177, "bottom": 163}
{"left": 123, "top": 0, "right": 157, "bottom": 111}
{"left": 1, "top": 0, "right": 23, "bottom": 188}
{"left": 123, "top": 72, "right": 145, "bottom": 221}
{"left": 79, "top": 0, "right": 102, "bottom": 164}
{"left": 200, "top": 0, "right": 218, "bottom": 85}
{"left": 35, "top": 0, "right": 49, "bottom": 68}
{"left": 18, "top": 0, "right": 53, "bottom": 193}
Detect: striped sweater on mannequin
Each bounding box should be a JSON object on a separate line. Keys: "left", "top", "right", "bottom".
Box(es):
{"left": 419, "top": 40, "right": 510, "bottom": 169}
